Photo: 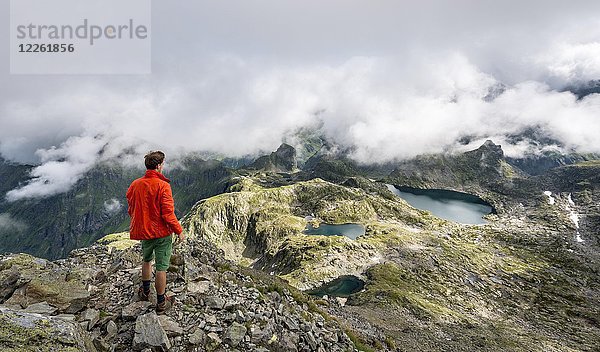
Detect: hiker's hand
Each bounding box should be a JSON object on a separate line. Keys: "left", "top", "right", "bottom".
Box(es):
{"left": 175, "top": 232, "right": 186, "bottom": 245}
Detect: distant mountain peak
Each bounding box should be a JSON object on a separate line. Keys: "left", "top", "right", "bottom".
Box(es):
{"left": 248, "top": 143, "right": 298, "bottom": 172}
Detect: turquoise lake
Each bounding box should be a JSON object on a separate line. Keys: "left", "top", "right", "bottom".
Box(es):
{"left": 304, "top": 223, "right": 366, "bottom": 240}
{"left": 386, "top": 184, "right": 493, "bottom": 224}
{"left": 306, "top": 275, "right": 365, "bottom": 297}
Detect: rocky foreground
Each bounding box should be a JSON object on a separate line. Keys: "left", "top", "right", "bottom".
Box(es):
{"left": 0, "top": 234, "right": 361, "bottom": 351}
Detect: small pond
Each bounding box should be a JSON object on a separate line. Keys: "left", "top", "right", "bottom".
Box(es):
{"left": 386, "top": 184, "right": 493, "bottom": 224}
{"left": 306, "top": 275, "right": 365, "bottom": 297}
{"left": 303, "top": 223, "right": 365, "bottom": 240}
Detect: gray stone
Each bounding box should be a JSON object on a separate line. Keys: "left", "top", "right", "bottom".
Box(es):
{"left": 223, "top": 322, "right": 247, "bottom": 347}
{"left": 188, "top": 328, "right": 206, "bottom": 345}
{"left": 80, "top": 308, "right": 100, "bottom": 330}
{"left": 106, "top": 320, "right": 118, "bottom": 337}
{"left": 278, "top": 333, "right": 299, "bottom": 352}
{"left": 122, "top": 301, "right": 152, "bottom": 320}
{"left": 93, "top": 336, "right": 110, "bottom": 352}
{"left": 187, "top": 281, "right": 210, "bottom": 294}
{"left": 133, "top": 312, "right": 171, "bottom": 351}
{"left": 250, "top": 326, "right": 265, "bottom": 343}
{"left": 269, "top": 291, "right": 281, "bottom": 303}
{"left": 235, "top": 309, "right": 245, "bottom": 323}
{"left": 305, "top": 331, "right": 318, "bottom": 350}
{"left": 55, "top": 314, "right": 76, "bottom": 321}
{"left": 24, "top": 301, "right": 58, "bottom": 315}
{"left": 205, "top": 296, "right": 225, "bottom": 310}
{"left": 0, "top": 306, "right": 94, "bottom": 351}
{"left": 158, "top": 315, "right": 183, "bottom": 336}
{"left": 205, "top": 314, "right": 217, "bottom": 324}
{"left": 283, "top": 316, "right": 299, "bottom": 331}
{"left": 224, "top": 300, "right": 239, "bottom": 311}
{"left": 207, "top": 332, "right": 222, "bottom": 348}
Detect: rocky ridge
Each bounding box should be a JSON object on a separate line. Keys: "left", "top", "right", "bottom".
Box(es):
{"left": 0, "top": 233, "right": 361, "bottom": 351}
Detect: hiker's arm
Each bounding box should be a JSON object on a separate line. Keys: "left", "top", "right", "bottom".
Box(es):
{"left": 160, "top": 183, "right": 183, "bottom": 235}
{"left": 126, "top": 185, "right": 134, "bottom": 217}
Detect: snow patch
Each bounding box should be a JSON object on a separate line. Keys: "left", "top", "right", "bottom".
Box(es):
{"left": 568, "top": 212, "right": 579, "bottom": 229}
{"left": 567, "top": 193, "right": 575, "bottom": 206}
{"left": 565, "top": 193, "right": 584, "bottom": 243}
{"left": 543, "top": 191, "right": 555, "bottom": 205}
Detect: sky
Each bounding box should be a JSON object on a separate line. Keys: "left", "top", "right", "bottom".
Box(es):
{"left": 2, "top": 0, "right": 600, "bottom": 200}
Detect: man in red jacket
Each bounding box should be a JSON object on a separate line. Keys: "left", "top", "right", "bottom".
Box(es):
{"left": 126, "top": 150, "right": 185, "bottom": 314}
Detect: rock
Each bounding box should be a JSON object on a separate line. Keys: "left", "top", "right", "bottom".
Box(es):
{"left": 205, "top": 296, "right": 225, "bottom": 310}
{"left": 24, "top": 301, "right": 58, "bottom": 315}
{"left": 187, "top": 281, "right": 210, "bottom": 294}
{"left": 249, "top": 143, "right": 297, "bottom": 172}
{"left": 133, "top": 312, "right": 171, "bottom": 351}
{"left": 205, "top": 314, "right": 217, "bottom": 324}
{"left": 158, "top": 315, "right": 183, "bottom": 336}
{"left": 55, "top": 313, "right": 76, "bottom": 321}
{"left": 80, "top": 308, "right": 100, "bottom": 330}
{"left": 305, "top": 331, "right": 318, "bottom": 350}
{"left": 4, "top": 275, "right": 91, "bottom": 314}
{"left": 278, "top": 333, "right": 299, "bottom": 352}
{"left": 0, "top": 306, "right": 95, "bottom": 351}
{"left": 269, "top": 291, "right": 281, "bottom": 303}
{"left": 224, "top": 300, "right": 240, "bottom": 311}
{"left": 106, "top": 320, "right": 118, "bottom": 337}
{"left": 188, "top": 328, "right": 206, "bottom": 345}
{"left": 223, "top": 322, "right": 247, "bottom": 347}
{"left": 235, "top": 309, "right": 245, "bottom": 323}
{"left": 206, "top": 332, "right": 222, "bottom": 348}
{"left": 283, "top": 316, "right": 299, "bottom": 331}
{"left": 93, "top": 336, "right": 110, "bottom": 351}
{"left": 122, "top": 301, "right": 152, "bottom": 320}
{"left": 0, "top": 270, "right": 21, "bottom": 301}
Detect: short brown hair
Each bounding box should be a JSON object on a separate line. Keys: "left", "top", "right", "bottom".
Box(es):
{"left": 144, "top": 150, "right": 165, "bottom": 170}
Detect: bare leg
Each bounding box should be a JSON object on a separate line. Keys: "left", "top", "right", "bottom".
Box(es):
{"left": 155, "top": 271, "right": 166, "bottom": 295}
{"left": 142, "top": 261, "right": 152, "bottom": 281}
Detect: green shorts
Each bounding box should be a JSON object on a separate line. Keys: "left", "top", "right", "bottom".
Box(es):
{"left": 141, "top": 235, "right": 173, "bottom": 271}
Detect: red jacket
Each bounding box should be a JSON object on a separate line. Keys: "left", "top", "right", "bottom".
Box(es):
{"left": 126, "top": 169, "right": 183, "bottom": 240}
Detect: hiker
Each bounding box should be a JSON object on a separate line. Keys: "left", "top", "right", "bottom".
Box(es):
{"left": 126, "top": 150, "right": 185, "bottom": 314}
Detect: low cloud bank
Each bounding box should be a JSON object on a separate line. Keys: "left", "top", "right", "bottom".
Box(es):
{"left": 4, "top": 53, "right": 600, "bottom": 201}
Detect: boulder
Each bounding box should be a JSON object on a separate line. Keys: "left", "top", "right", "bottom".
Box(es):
{"left": 122, "top": 301, "right": 152, "bottom": 320}
{"left": 0, "top": 306, "right": 95, "bottom": 351}
{"left": 133, "top": 312, "right": 171, "bottom": 351}
{"left": 23, "top": 301, "right": 58, "bottom": 315}
{"left": 79, "top": 308, "right": 100, "bottom": 330}
{"left": 187, "top": 281, "right": 210, "bottom": 294}
{"left": 204, "top": 296, "right": 225, "bottom": 310}
{"left": 223, "top": 322, "right": 247, "bottom": 347}
{"left": 188, "top": 328, "right": 206, "bottom": 345}
{"left": 158, "top": 315, "right": 183, "bottom": 336}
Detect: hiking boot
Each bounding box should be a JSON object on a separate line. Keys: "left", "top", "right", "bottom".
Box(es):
{"left": 137, "top": 286, "right": 150, "bottom": 302}
{"left": 156, "top": 295, "right": 174, "bottom": 314}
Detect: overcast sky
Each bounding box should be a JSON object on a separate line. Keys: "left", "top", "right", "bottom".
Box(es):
{"left": 2, "top": 0, "right": 600, "bottom": 200}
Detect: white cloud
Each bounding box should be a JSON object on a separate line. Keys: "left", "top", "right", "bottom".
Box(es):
{"left": 0, "top": 213, "right": 28, "bottom": 232}
{"left": 103, "top": 198, "right": 122, "bottom": 214}
{"left": 2, "top": 1, "right": 600, "bottom": 199}
{"left": 535, "top": 42, "right": 600, "bottom": 84}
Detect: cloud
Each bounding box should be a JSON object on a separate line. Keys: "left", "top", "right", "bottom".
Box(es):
{"left": 103, "top": 198, "right": 122, "bottom": 214}
{"left": 0, "top": 213, "right": 28, "bottom": 232}
{"left": 1, "top": 1, "right": 600, "bottom": 199}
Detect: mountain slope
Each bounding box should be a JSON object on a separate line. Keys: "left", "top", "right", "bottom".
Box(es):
{"left": 0, "top": 157, "right": 234, "bottom": 259}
